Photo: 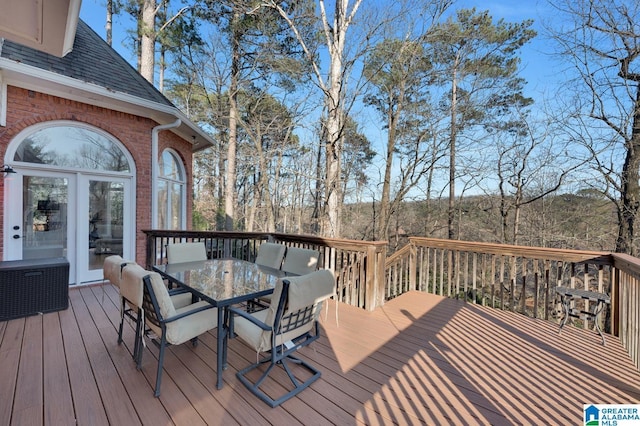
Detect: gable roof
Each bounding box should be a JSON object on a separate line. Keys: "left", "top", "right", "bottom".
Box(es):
{"left": 0, "top": 20, "right": 213, "bottom": 152}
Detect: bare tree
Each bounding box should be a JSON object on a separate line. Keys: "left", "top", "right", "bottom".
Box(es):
{"left": 264, "top": 0, "right": 367, "bottom": 237}
{"left": 493, "top": 110, "right": 576, "bottom": 245}
{"left": 551, "top": 0, "right": 640, "bottom": 254}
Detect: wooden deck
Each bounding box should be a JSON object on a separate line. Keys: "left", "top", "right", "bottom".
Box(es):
{"left": 1, "top": 284, "right": 639, "bottom": 425}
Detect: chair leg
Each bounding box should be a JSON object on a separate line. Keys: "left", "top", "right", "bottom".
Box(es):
{"left": 117, "top": 297, "right": 126, "bottom": 344}
{"left": 134, "top": 312, "right": 143, "bottom": 367}
{"left": 236, "top": 354, "right": 322, "bottom": 408}
{"left": 154, "top": 334, "right": 167, "bottom": 397}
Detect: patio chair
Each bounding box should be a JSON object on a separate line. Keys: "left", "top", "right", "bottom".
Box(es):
{"left": 103, "top": 255, "right": 134, "bottom": 293}
{"left": 137, "top": 267, "right": 218, "bottom": 397}
{"left": 254, "top": 247, "right": 321, "bottom": 308}
{"left": 229, "top": 269, "right": 335, "bottom": 407}
{"left": 119, "top": 263, "right": 193, "bottom": 363}
{"left": 103, "top": 255, "right": 136, "bottom": 337}
{"left": 280, "top": 247, "right": 319, "bottom": 276}
{"left": 166, "top": 241, "right": 207, "bottom": 263}
{"left": 254, "top": 242, "right": 286, "bottom": 269}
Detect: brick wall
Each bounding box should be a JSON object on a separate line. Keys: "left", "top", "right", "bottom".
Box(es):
{"left": 0, "top": 86, "right": 194, "bottom": 263}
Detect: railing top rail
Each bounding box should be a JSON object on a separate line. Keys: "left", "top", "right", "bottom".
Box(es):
{"left": 271, "top": 232, "right": 388, "bottom": 252}
{"left": 143, "top": 230, "right": 388, "bottom": 253}
{"left": 409, "top": 237, "right": 613, "bottom": 264}
{"left": 386, "top": 244, "right": 413, "bottom": 265}
{"left": 612, "top": 253, "right": 640, "bottom": 281}
{"left": 142, "top": 230, "right": 271, "bottom": 239}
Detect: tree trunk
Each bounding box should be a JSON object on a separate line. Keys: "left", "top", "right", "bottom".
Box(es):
{"left": 448, "top": 68, "right": 458, "bottom": 240}
{"left": 378, "top": 99, "right": 397, "bottom": 242}
{"left": 324, "top": 53, "right": 344, "bottom": 237}
{"left": 225, "top": 11, "right": 241, "bottom": 231}
{"left": 140, "top": 0, "right": 156, "bottom": 84}
{"left": 616, "top": 85, "right": 640, "bottom": 255}
{"left": 106, "top": 0, "right": 113, "bottom": 46}
{"left": 311, "top": 135, "right": 323, "bottom": 234}
{"left": 159, "top": 47, "right": 165, "bottom": 93}
{"left": 268, "top": 0, "right": 363, "bottom": 237}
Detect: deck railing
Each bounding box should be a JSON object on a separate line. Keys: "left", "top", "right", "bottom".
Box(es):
{"left": 142, "top": 231, "right": 640, "bottom": 369}
{"left": 385, "top": 237, "right": 640, "bottom": 370}
{"left": 142, "top": 230, "right": 387, "bottom": 310}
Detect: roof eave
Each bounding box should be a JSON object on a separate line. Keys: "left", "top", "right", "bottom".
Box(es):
{"left": 0, "top": 58, "right": 214, "bottom": 152}
{"left": 0, "top": 0, "right": 82, "bottom": 58}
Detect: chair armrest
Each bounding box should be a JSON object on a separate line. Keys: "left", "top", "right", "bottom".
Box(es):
{"left": 229, "top": 306, "right": 271, "bottom": 331}
{"left": 163, "top": 303, "right": 215, "bottom": 324}
{"left": 166, "top": 283, "right": 201, "bottom": 298}
{"left": 168, "top": 287, "right": 189, "bottom": 296}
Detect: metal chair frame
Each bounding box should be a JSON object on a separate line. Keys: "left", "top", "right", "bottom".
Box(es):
{"left": 230, "top": 279, "right": 325, "bottom": 407}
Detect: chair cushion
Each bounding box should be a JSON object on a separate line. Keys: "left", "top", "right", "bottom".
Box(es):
{"left": 233, "top": 309, "right": 269, "bottom": 352}
{"left": 287, "top": 269, "right": 334, "bottom": 312}
{"left": 103, "top": 255, "right": 123, "bottom": 287}
{"left": 170, "top": 292, "right": 193, "bottom": 310}
{"left": 163, "top": 301, "right": 217, "bottom": 345}
{"left": 255, "top": 243, "right": 286, "bottom": 269}
{"left": 147, "top": 271, "right": 177, "bottom": 319}
{"left": 120, "top": 263, "right": 149, "bottom": 308}
{"left": 103, "top": 255, "right": 135, "bottom": 288}
{"left": 145, "top": 272, "right": 217, "bottom": 345}
{"left": 280, "top": 248, "right": 319, "bottom": 276}
{"left": 167, "top": 242, "right": 207, "bottom": 264}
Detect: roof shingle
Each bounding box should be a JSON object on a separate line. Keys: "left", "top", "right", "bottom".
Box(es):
{"left": 1, "top": 19, "right": 173, "bottom": 107}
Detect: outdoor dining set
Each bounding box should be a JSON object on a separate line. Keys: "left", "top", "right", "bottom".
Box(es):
{"left": 103, "top": 241, "right": 335, "bottom": 407}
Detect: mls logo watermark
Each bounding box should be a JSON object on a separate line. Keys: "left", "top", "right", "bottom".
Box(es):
{"left": 584, "top": 404, "right": 640, "bottom": 425}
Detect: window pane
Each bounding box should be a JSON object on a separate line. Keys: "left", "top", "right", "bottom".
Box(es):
{"left": 23, "top": 176, "right": 68, "bottom": 260}
{"left": 160, "top": 151, "right": 182, "bottom": 180}
{"left": 170, "top": 182, "right": 182, "bottom": 229}
{"left": 14, "top": 126, "right": 130, "bottom": 172}
{"left": 157, "top": 180, "right": 168, "bottom": 229}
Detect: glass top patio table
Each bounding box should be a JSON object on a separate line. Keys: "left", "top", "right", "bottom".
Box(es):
{"left": 155, "top": 258, "right": 284, "bottom": 305}
{"left": 153, "top": 258, "right": 286, "bottom": 389}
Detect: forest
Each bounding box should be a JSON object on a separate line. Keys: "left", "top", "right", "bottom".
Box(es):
{"left": 96, "top": 0, "right": 640, "bottom": 255}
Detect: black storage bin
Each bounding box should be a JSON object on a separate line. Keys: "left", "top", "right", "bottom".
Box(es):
{"left": 0, "top": 257, "right": 70, "bottom": 321}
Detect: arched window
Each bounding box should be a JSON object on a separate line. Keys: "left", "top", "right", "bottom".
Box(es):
{"left": 12, "top": 125, "right": 130, "bottom": 172}
{"left": 157, "top": 150, "right": 186, "bottom": 229}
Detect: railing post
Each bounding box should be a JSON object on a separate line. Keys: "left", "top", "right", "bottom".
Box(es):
{"left": 366, "top": 244, "right": 387, "bottom": 311}
{"left": 409, "top": 242, "right": 417, "bottom": 292}
{"left": 612, "top": 266, "right": 620, "bottom": 336}
{"left": 144, "top": 231, "right": 154, "bottom": 268}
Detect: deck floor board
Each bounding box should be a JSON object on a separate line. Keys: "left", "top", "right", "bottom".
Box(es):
{"left": 1, "top": 285, "right": 639, "bottom": 425}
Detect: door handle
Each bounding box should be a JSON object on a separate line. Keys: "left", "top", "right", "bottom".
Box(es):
{"left": 12, "top": 234, "right": 21, "bottom": 239}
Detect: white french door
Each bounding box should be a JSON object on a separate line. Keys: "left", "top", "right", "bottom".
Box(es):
{"left": 4, "top": 169, "right": 132, "bottom": 284}
{"left": 78, "top": 175, "right": 132, "bottom": 283}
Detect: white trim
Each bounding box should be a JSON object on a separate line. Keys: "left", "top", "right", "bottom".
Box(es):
{"left": 0, "top": 72, "right": 6, "bottom": 126}
{"left": 62, "top": 1, "right": 82, "bottom": 57}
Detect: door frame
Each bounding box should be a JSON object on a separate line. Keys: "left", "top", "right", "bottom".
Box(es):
{"left": 77, "top": 174, "right": 133, "bottom": 283}
{"left": 3, "top": 166, "right": 135, "bottom": 284}
{"left": 3, "top": 168, "right": 77, "bottom": 280}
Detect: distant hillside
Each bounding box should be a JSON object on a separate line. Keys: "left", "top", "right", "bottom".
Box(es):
{"left": 341, "top": 193, "right": 617, "bottom": 253}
